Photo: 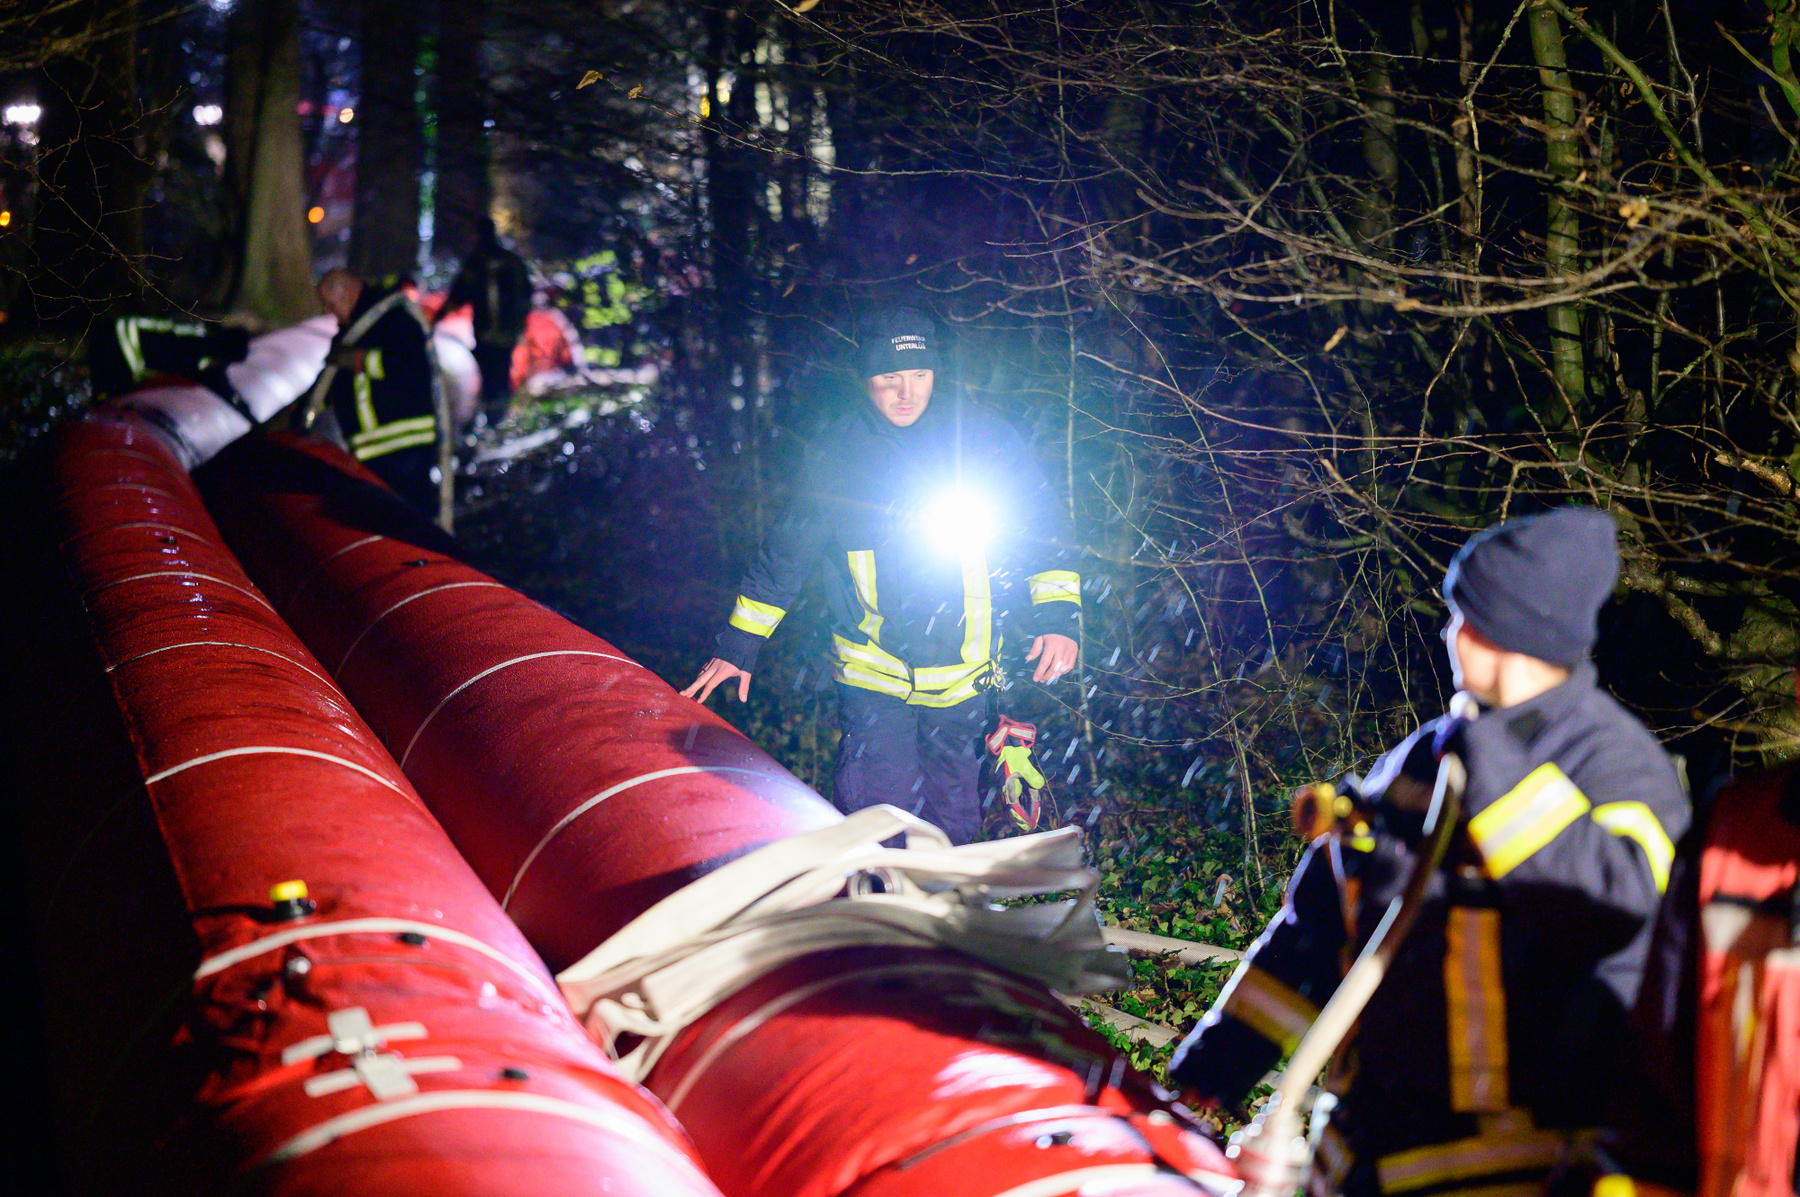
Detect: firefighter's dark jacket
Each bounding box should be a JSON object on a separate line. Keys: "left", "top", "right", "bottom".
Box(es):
{"left": 1169, "top": 665, "right": 1689, "bottom": 1196}
{"left": 310, "top": 284, "right": 438, "bottom": 463}
{"left": 714, "top": 397, "right": 1081, "bottom": 708}
{"left": 446, "top": 244, "right": 531, "bottom": 345}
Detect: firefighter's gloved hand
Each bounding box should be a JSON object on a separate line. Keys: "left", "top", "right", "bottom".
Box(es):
{"left": 997, "top": 743, "right": 1047, "bottom": 800}
{"left": 987, "top": 715, "right": 1050, "bottom": 832}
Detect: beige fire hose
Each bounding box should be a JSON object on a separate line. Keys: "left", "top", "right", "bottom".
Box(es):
{"left": 1227, "top": 750, "right": 1468, "bottom": 1197}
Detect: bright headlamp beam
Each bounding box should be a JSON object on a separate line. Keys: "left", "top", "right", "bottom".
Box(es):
{"left": 921, "top": 488, "right": 997, "bottom": 555}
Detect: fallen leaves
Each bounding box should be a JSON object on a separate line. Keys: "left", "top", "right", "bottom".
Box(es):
{"left": 1618, "top": 196, "right": 1651, "bottom": 228}
{"left": 1322, "top": 325, "right": 1348, "bottom": 353}
{"left": 577, "top": 70, "right": 602, "bottom": 89}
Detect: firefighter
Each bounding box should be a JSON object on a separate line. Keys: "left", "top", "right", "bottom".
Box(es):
{"left": 1169, "top": 508, "right": 1689, "bottom": 1197}
{"left": 89, "top": 312, "right": 251, "bottom": 411}
{"left": 680, "top": 307, "right": 1081, "bottom": 844}
{"left": 439, "top": 216, "right": 532, "bottom": 426}
{"left": 307, "top": 268, "right": 441, "bottom": 518}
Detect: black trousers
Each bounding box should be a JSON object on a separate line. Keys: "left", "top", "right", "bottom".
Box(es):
{"left": 833, "top": 684, "right": 987, "bottom": 845}
{"left": 473, "top": 341, "right": 515, "bottom": 422}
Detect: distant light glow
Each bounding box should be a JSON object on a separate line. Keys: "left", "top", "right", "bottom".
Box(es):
{"left": 192, "top": 104, "right": 222, "bottom": 126}
{"left": 4, "top": 103, "right": 40, "bottom": 126}
{"left": 337, "top": 107, "right": 354, "bottom": 124}
{"left": 921, "top": 487, "right": 998, "bottom": 555}
{"left": 307, "top": 206, "right": 324, "bottom": 224}
{"left": 0, "top": 211, "right": 11, "bottom": 227}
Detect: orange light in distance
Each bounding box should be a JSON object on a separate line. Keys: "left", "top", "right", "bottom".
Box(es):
{"left": 307, "top": 206, "right": 324, "bottom": 224}
{"left": 0, "top": 210, "right": 11, "bottom": 227}
{"left": 337, "top": 107, "right": 354, "bottom": 124}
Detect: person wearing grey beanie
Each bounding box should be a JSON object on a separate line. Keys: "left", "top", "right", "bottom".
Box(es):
{"left": 1169, "top": 506, "right": 1689, "bottom": 1197}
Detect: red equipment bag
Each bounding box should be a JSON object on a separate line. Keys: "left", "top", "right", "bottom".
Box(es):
{"left": 1697, "top": 766, "right": 1800, "bottom": 1197}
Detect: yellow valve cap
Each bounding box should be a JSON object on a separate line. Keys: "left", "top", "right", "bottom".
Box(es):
{"left": 269, "top": 880, "right": 309, "bottom": 904}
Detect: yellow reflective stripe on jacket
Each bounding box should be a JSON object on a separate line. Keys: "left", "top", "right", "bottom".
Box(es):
{"left": 729, "top": 595, "right": 786, "bottom": 638}
{"left": 364, "top": 347, "right": 385, "bottom": 379}
{"left": 1446, "top": 906, "right": 1509, "bottom": 1113}
{"left": 1027, "top": 569, "right": 1082, "bottom": 606}
{"left": 1377, "top": 1127, "right": 1570, "bottom": 1193}
{"left": 958, "top": 546, "right": 992, "bottom": 668}
{"left": 1468, "top": 763, "right": 1590, "bottom": 880}
{"left": 1590, "top": 801, "right": 1675, "bottom": 893}
{"left": 834, "top": 658, "right": 912, "bottom": 698}
{"left": 116, "top": 316, "right": 147, "bottom": 378}
{"left": 832, "top": 634, "right": 909, "bottom": 679}
{"left": 847, "top": 550, "right": 885, "bottom": 644}
{"left": 351, "top": 415, "right": 437, "bottom": 460}
{"left": 906, "top": 671, "right": 985, "bottom": 708}
{"left": 353, "top": 370, "right": 378, "bottom": 435}
{"left": 1218, "top": 963, "right": 1319, "bottom": 1056}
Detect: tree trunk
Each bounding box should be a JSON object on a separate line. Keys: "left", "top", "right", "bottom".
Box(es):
{"left": 1529, "top": 2, "right": 1587, "bottom": 415}
{"left": 352, "top": 0, "right": 424, "bottom": 280}
{"left": 435, "top": 0, "right": 490, "bottom": 259}
{"left": 31, "top": 0, "right": 148, "bottom": 325}
{"left": 219, "top": 0, "right": 315, "bottom": 326}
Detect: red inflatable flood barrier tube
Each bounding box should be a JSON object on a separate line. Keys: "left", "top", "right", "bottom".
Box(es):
{"left": 202, "top": 430, "right": 1234, "bottom": 1197}
{"left": 54, "top": 413, "right": 721, "bottom": 1197}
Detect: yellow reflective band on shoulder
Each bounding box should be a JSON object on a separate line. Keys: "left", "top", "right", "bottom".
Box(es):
{"left": 1218, "top": 963, "right": 1319, "bottom": 1056}
{"left": 1468, "top": 763, "right": 1590, "bottom": 880}
{"left": 364, "top": 347, "right": 385, "bottom": 380}
{"left": 729, "top": 595, "right": 785, "bottom": 638}
{"left": 1445, "top": 906, "right": 1509, "bottom": 1113}
{"left": 847, "top": 550, "right": 885, "bottom": 644}
{"left": 1590, "top": 802, "right": 1675, "bottom": 894}
{"left": 351, "top": 416, "right": 438, "bottom": 460}
{"left": 1377, "top": 1127, "right": 1570, "bottom": 1194}
{"left": 1027, "top": 569, "right": 1082, "bottom": 606}
{"left": 959, "top": 546, "right": 993, "bottom": 669}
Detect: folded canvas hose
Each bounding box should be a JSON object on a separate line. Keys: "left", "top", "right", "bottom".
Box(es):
{"left": 558, "top": 805, "right": 1129, "bottom": 1080}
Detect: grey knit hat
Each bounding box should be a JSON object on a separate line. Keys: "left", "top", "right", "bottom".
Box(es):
{"left": 1442, "top": 508, "right": 1619, "bottom": 667}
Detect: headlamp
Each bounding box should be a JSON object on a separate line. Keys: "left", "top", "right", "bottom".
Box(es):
{"left": 920, "top": 487, "right": 997, "bottom": 555}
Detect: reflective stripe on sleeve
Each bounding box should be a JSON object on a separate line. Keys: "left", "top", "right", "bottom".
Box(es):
{"left": 1467, "top": 763, "right": 1590, "bottom": 880}
{"left": 729, "top": 595, "right": 786, "bottom": 638}
{"left": 1217, "top": 963, "right": 1319, "bottom": 1056}
{"left": 1376, "top": 1127, "right": 1569, "bottom": 1194}
{"left": 364, "top": 347, "right": 385, "bottom": 379}
{"left": 1027, "top": 569, "right": 1082, "bottom": 606}
{"left": 1445, "top": 906, "right": 1509, "bottom": 1113}
{"left": 351, "top": 415, "right": 438, "bottom": 460}
{"left": 353, "top": 370, "right": 378, "bottom": 434}
{"left": 1590, "top": 801, "right": 1675, "bottom": 894}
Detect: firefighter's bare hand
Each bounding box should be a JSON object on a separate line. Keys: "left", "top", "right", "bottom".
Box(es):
{"left": 1027, "top": 634, "right": 1079, "bottom": 684}
{"left": 681, "top": 657, "right": 752, "bottom": 704}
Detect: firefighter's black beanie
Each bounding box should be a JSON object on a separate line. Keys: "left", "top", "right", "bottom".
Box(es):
{"left": 860, "top": 306, "right": 940, "bottom": 377}
{"left": 1442, "top": 507, "right": 1619, "bottom": 667}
